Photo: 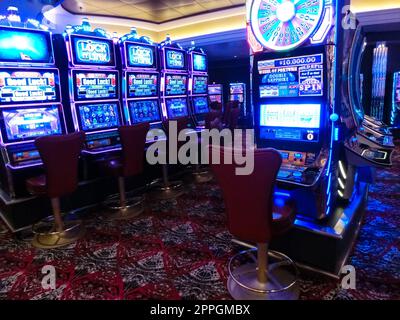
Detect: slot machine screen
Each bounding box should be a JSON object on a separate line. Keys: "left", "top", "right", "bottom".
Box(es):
{"left": 0, "top": 68, "right": 60, "bottom": 105}
{"left": 230, "top": 84, "right": 244, "bottom": 94}
{"left": 193, "top": 96, "right": 209, "bottom": 114}
{"left": 126, "top": 43, "right": 156, "bottom": 69}
{"left": 75, "top": 102, "right": 121, "bottom": 132}
{"left": 258, "top": 54, "right": 324, "bottom": 98}
{"left": 259, "top": 104, "right": 321, "bottom": 142}
{"left": 192, "top": 53, "right": 207, "bottom": 72}
{"left": 0, "top": 105, "right": 64, "bottom": 143}
{"left": 208, "top": 85, "right": 222, "bottom": 95}
{"left": 166, "top": 98, "right": 188, "bottom": 119}
{"left": 73, "top": 70, "right": 118, "bottom": 101}
{"left": 193, "top": 76, "right": 208, "bottom": 94}
{"left": 0, "top": 26, "right": 54, "bottom": 65}
{"left": 128, "top": 99, "right": 161, "bottom": 124}
{"left": 165, "top": 74, "right": 187, "bottom": 96}
{"left": 165, "top": 49, "right": 186, "bottom": 70}
{"left": 127, "top": 72, "right": 158, "bottom": 98}
{"left": 70, "top": 35, "right": 115, "bottom": 67}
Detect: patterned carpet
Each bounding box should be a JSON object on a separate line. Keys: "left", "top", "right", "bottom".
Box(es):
{"left": 0, "top": 148, "right": 399, "bottom": 300}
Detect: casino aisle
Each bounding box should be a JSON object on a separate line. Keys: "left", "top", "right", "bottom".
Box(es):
{"left": 0, "top": 143, "right": 398, "bottom": 300}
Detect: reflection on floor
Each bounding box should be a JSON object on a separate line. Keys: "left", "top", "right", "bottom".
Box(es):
{"left": 0, "top": 147, "right": 399, "bottom": 300}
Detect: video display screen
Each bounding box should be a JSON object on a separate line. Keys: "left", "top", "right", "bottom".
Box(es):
{"left": 0, "top": 106, "right": 63, "bottom": 143}
{"left": 193, "top": 96, "right": 209, "bottom": 114}
{"left": 76, "top": 102, "right": 121, "bottom": 132}
{"left": 258, "top": 54, "right": 324, "bottom": 98}
{"left": 129, "top": 100, "right": 161, "bottom": 124}
{"left": 165, "top": 74, "right": 187, "bottom": 96}
{"left": 70, "top": 35, "right": 115, "bottom": 67}
{"left": 208, "top": 85, "right": 222, "bottom": 95}
{"left": 259, "top": 104, "right": 321, "bottom": 142}
{"left": 166, "top": 98, "right": 188, "bottom": 119}
{"left": 126, "top": 43, "right": 156, "bottom": 69}
{"left": 165, "top": 49, "right": 186, "bottom": 70}
{"left": 230, "top": 84, "right": 245, "bottom": 94}
{"left": 0, "top": 68, "right": 60, "bottom": 105}
{"left": 127, "top": 72, "right": 158, "bottom": 98}
{"left": 193, "top": 76, "right": 208, "bottom": 94}
{"left": 192, "top": 53, "right": 207, "bottom": 72}
{"left": 73, "top": 71, "right": 118, "bottom": 101}
{"left": 0, "top": 26, "right": 54, "bottom": 64}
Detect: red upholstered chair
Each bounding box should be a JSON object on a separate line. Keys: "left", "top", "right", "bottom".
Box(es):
{"left": 103, "top": 123, "right": 149, "bottom": 219}
{"left": 223, "top": 101, "right": 239, "bottom": 126}
{"left": 205, "top": 111, "right": 223, "bottom": 130}
{"left": 26, "top": 132, "right": 85, "bottom": 249}
{"left": 210, "top": 146, "right": 299, "bottom": 300}
{"left": 226, "top": 107, "right": 240, "bottom": 131}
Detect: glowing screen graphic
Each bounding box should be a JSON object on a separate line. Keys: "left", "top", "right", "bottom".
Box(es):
{"left": 250, "top": 0, "right": 325, "bottom": 51}
{"left": 1, "top": 106, "right": 63, "bottom": 143}
{"left": 0, "top": 68, "right": 59, "bottom": 104}
{"left": 193, "top": 53, "right": 207, "bottom": 72}
{"left": 258, "top": 54, "right": 323, "bottom": 98}
{"left": 77, "top": 103, "right": 121, "bottom": 132}
{"left": 230, "top": 84, "right": 245, "bottom": 94}
{"left": 193, "top": 76, "right": 208, "bottom": 94}
{"left": 73, "top": 71, "right": 118, "bottom": 101}
{"left": 0, "top": 27, "right": 53, "bottom": 64}
{"left": 165, "top": 74, "right": 187, "bottom": 96}
{"left": 128, "top": 73, "right": 158, "bottom": 98}
{"left": 208, "top": 85, "right": 222, "bottom": 95}
{"left": 71, "top": 35, "right": 114, "bottom": 66}
{"left": 166, "top": 98, "right": 188, "bottom": 119}
{"left": 129, "top": 100, "right": 161, "bottom": 124}
{"left": 193, "top": 96, "right": 209, "bottom": 114}
{"left": 165, "top": 49, "right": 185, "bottom": 70}
{"left": 127, "top": 44, "right": 155, "bottom": 68}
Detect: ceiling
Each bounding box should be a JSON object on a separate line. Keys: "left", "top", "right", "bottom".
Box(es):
{"left": 62, "top": 0, "right": 245, "bottom": 23}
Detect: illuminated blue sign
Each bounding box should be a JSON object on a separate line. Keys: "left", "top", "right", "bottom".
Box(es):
{"left": 193, "top": 53, "right": 207, "bottom": 72}
{"left": 71, "top": 35, "right": 115, "bottom": 66}
{"left": 128, "top": 44, "right": 155, "bottom": 68}
{"left": 166, "top": 49, "right": 185, "bottom": 70}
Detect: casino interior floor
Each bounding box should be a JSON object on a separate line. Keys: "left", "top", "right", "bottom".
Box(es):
{"left": 0, "top": 143, "right": 398, "bottom": 300}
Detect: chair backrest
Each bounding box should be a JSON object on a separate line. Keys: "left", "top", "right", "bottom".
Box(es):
{"left": 210, "top": 147, "right": 282, "bottom": 243}
{"left": 227, "top": 107, "right": 241, "bottom": 130}
{"left": 163, "top": 116, "right": 192, "bottom": 135}
{"left": 205, "top": 111, "right": 222, "bottom": 130}
{"left": 35, "top": 132, "right": 85, "bottom": 198}
{"left": 210, "top": 101, "right": 222, "bottom": 111}
{"left": 119, "top": 123, "right": 150, "bottom": 177}
{"left": 223, "top": 101, "right": 239, "bottom": 124}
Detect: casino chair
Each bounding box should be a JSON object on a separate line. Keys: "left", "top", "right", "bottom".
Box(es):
{"left": 226, "top": 107, "right": 241, "bottom": 131}
{"left": 222, "top": 101, "right": 239, "bottom": 127}
{"left": 210, "top": 101, "right": 223, "bottom": 112}
{"left": 210, "top": 146, "right": 299, "bottom": 300}
{"left": 26, "top": 132, "right": 86, "bottom": 249}
{"left": 102, "top": 123, "right": 149, "bottom": 219}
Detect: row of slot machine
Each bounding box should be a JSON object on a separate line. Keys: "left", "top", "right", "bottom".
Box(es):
{"left": 0, "top": 13, "right": 210, "bottom": 198}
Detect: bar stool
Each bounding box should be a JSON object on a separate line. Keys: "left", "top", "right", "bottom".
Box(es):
{"left": 210, "top": 146, "right": 299, "bottom": 300}
{"left": 102, "top": 123, "right": 149, "bottom": 219}
{"left": 26, "top": 132, "right": 86, "bottom": 249}
{"left": 148, "top": 117, "right": 189, "bottom": 200}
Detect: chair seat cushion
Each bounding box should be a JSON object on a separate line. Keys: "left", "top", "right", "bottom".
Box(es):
{"left": 272, "top": 198, "right": 296, "bottom": 237}
{"left": 100, "top": 157, "right": 123, "bottom": 177}
{"left": 26, "top": 175, "right": 47, "bottom": 196}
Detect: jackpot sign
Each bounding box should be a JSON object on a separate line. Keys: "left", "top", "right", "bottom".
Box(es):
{"left": 129, "top": 45, "right": 153, "bottom": 66}
{"left": 76, "top": 39, "right": 111, "bottom": 64}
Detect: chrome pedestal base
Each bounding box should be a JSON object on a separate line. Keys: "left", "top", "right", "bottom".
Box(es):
{"left": 32, "top": 220, "right": 85, "bottom": 249}
{"left": 228, "top": 249, "right": 299, "bottom": 300}
{"left": 149, "top": 181, "right": 184, "bottom": 200}
{"left": 104, "top": 195, "right": 145, "bottom": 220}
{"left": 192, "top": 170, "right": 213, "bottom": 183}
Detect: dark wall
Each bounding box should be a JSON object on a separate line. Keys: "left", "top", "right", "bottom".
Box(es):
{"left": 208, "top": 57, "right": 251, "bottom": 109}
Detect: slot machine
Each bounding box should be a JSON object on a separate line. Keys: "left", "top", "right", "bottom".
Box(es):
{"left": 229, "top": 82, "right": 246, "bottom": 116}
{"left": 208, "top": 83, "right": 224, "bottom": 107}
{"left": 188, "top": 43, "right": 210, "bottom": 128}
{"left": 391, "top": 71, "right": 400, "bottom": 130}
{"left": 0, "top": 8, "right": 67, "bottom": 198}
{"left": 53, "top": 19, "right": 123, "bottom": 167}
{"left": 247, "top": 0, "right": 391, "bottom": 273}
{"left": 159, "top": 36, "right": 194, "bottom": 128}
{"left": 118, "top": 28, "right": 165, "bottom": 143}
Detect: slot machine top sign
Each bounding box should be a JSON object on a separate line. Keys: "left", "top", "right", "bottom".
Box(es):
{"left": 249, "top": 0, "right": 330, "bottom": 51}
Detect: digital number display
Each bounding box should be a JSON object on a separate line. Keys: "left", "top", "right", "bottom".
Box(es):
{"left": 129, "top": 100, "right": 161, "bottom": 124}
{"left": 127, "top": 43, "right": 156, "bottom": 68}
{"left": 193, "top": 76, "right": 208, "bottom": 94}
{"left": 73, "top": 71, "right": 118, "bottom": 101}
{"left": 127, "top": 73, "right": 158, "bottom": 98}
{"left": 166, "top": 98, "right": 188, "bottom": 119}
{"left": 165, "top": 49, "right": 185, "bottom": 70}
{"left": 77, "top": 103, "right": 121, "bottom": 132}
{"left": 193, "top": 53, "right": 207, "bottom": 72}
{"left": 193, "top": 96, "right": 209, "bottom": 114}
{"left": 0, "top": 27, "right": 53, "bottom": 64}
{"left": 0, "top": 68, "right": 59, "bottom": 105}
{"left": 258, "top": 54, "right": 323, "bottom": 98}
{"left": 0, "top": 106, "right": 63, "bottom": 143}
{"left": 71, "top": 35, "right": 115, "bottom": 67}
{"left": 165, "top": 74, "right": 187, "bottom": 96}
